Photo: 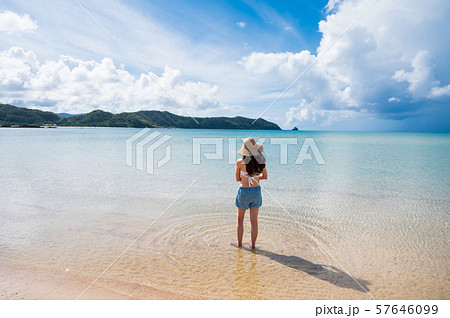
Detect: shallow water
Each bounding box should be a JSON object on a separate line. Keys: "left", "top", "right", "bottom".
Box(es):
{"left": 0, "top": 128, "right": 449, "bottom": 299}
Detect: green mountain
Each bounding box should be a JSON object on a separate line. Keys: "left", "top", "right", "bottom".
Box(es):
{"left": 0, "top": 104, "right": 60, "bottom": 126}
{"left": 0, "top": 104, "right": 281, "bottom": 130}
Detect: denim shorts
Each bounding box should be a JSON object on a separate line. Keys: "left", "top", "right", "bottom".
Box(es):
{"left": 235, "top": 186, "right": 262, "bottom": 210}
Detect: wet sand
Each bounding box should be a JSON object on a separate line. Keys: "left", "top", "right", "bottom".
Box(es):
{"left": 0, "top": 260, "right": 202, "bottom": 300}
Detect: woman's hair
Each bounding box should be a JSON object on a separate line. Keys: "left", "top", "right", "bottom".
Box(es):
{"left": 243, "top": 155, "right": 265, "bottom": 176}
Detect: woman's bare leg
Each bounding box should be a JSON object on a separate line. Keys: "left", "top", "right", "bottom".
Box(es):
{"left": 236, "top": 208, "right": 246, "bottom": 247}
{"left": 250, "top": 208, "right": 259, "bottom": 248}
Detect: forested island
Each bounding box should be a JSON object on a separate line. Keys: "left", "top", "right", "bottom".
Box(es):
{"left": 0, "top": 104, "right": 281, "bottom": 130}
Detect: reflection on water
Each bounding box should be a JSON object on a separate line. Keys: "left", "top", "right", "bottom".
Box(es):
{"left": 234, "top": 247, "right": 262, "bottom": 299}
{"left": 0, "top": 128, "right": 449, "bottom": 299}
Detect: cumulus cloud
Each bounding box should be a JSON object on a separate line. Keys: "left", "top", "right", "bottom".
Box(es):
{"left": 241, "top": 50, "right": 356, "bottom": 126}
{"left": 237, "top": 21, "right": 246, "bottom": 28}
{"left": 287, "top": 100, "right": 357, "bottom": 127}
{"left": 240, "top": 0, "right": 450, "bottom": 128}
{"left": 0, "top": 11, "right": 37, "bottom": 34}
{"left": 393, "top": 50, "right": 448, "bottom": 99}
{"left": 0, "top": 47, "right": 220, "bottom": 114}
{"left": 287, "top": 100, "right": 310, "bottom": 123}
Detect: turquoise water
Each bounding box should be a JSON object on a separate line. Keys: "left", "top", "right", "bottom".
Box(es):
{"left": 0, "top": 128, "right": 449, "bottom": 299}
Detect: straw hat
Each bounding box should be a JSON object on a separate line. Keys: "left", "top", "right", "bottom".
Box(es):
{"left": 238, "top": 137, "right": 264, "bottom": 156}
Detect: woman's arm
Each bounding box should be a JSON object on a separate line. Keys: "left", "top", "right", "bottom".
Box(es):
{"left": 259, "top": 167, "right": 268, "bottom": 180}
{"left": 235, "top": 160, "right": 241, "bottom": 182}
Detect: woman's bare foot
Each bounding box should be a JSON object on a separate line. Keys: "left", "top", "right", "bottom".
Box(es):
{"left": 230, "top": 242, "right": 242, "bottom": 247}
{"left": 250, "top": 244, "right": 255, "bottom": 249}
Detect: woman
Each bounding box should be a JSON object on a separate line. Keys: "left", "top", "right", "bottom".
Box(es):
{"left": 234, "top": 137, "right": 268, "bottom": 248}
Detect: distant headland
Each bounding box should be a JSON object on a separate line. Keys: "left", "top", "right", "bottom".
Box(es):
{"left": 0, "top": 104, "right": 281, "bottom": 130}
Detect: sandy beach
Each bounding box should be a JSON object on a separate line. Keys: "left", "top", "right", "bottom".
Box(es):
{"left": 0, "top": 260, "right": 202, "bottom": 300}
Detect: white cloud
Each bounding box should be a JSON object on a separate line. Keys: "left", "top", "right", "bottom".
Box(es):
{"left": 388, "top": 97, "right": 400, "bottom": 103}
{"left": 241, "top": 52, "right": 311, "bottom": 74}
{"left": 237, "top": 21, "right": 246, "bottom": 28}
{"left": 241, "top": 0, "right": 450, "bottom": 128}
{"left": 429, "top": 84, "right": 450, "bottom": 98}
{"left": 241, "top": 50, "right": 357, "bottom": 127}
{"left": 393, "top": 50, "right": 446, "bottom": 100}
{"left": 287, "top": 99, "right": 357, "bottom": 128}
{"left": 287, "top": 100, "right": 310, "bottom": 122}
{"left": 0, "top": 11, "right": 37, "bottom": 34}
{"left": 0, "top": 47, "right": 220, "bottom": 115}
{"left": 0, "top": 1, "right": 264, "bottom": 116}
{"left": 325, "top": 0, "right": 343, "bottom": 13}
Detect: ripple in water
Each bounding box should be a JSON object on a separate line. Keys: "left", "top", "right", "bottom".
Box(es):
{"left": 97, "top": 200, "right": 372, "bottom": 299}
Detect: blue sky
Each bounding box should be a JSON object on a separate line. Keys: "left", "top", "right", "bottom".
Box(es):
{"left": 134, "top": 0, "right": 328, "bottom": 52}
{"left": 0, "top": 0, "right": 448, "bottom": 131}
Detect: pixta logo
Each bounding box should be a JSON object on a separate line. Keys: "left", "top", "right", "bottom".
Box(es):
{"left": 126, "top": 132, "right": 325, "bottom": 174}
{"left": 126, "top": 128, "right": 172, "bottom": 174}
{"left": 192, "top": 137, "right": 325, "bottom": 165}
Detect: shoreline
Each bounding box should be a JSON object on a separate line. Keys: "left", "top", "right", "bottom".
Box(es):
{"left": 0, "top": 259, "right": 203, "bottom": 300}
